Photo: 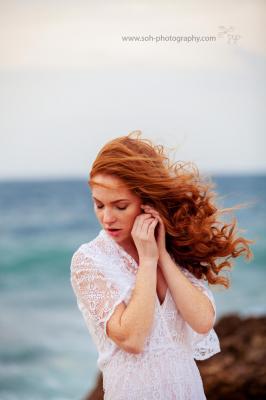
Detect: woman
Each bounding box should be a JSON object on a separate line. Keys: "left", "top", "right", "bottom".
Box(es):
{"left": 70, "top": 131, "right": 253, "bottom": 399}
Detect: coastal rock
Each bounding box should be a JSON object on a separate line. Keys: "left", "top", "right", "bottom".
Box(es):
{"left": 84, "top": 314, "right": 266, "bottom": 400}
{"left": 197, "top": 314, "right": 266, "bottom": 400}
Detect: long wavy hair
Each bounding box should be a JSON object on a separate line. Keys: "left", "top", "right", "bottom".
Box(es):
{"left": 89, "top": 130, "right": 254, "bottom": 288}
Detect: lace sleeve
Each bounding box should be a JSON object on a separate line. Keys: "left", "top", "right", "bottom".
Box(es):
{"left": 70, "top": 248, "right": 131, "bottom": 343}
{"left": 180, "top": 268, "right": 221, "bottom": 360}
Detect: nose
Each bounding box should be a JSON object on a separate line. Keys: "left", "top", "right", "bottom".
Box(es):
{"left": 102, "top": 208, "right": 116, "bottom": 224}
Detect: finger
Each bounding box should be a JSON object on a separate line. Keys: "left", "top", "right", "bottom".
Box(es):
{"left": 139, "top": 213, "right": 152, "bottom": 227}
{"left": 142, "top": 205, "right": 157, "bottom": 211}
{"left": 141, "top": 205, "right": 155, "bottom": 212}
{"left": 139, "top": 217, "right": 158, "bottom": 237}
{"left": 134, "top": 213, "right": 151, "bottom": 227}
{"left": 146, "top": 211, "right": 160, "bottom": 224}
{"left": 147, "top": 217, "right": 159, "bottom": 236}
{"left": 145, "top": 209, "right": 162, "bottom": 222}
{"left": 136, "top": 214, "right": 152, "bottom": 234}
{"left": 146, "top": 210, "right": 159, "bottom": 217}
{"left": 141, "top": 217, "right": 156, "bottom": 235}
{"left": 142, "top": 206, "right": 159, "bottom": 216}
{"left": 139, "top": 212, "right": 152, "bottom": 218}
{"left": 141, "top": 208, "right": 162, "bottom": 228}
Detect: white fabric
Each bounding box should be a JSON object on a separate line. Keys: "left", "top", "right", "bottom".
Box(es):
{"left": 70, "top": 229, "right": 221, "bottom": 399}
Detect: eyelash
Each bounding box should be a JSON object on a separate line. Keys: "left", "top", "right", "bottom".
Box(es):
{"left": 96, "top": 205, "right": 127, "bottom": 211}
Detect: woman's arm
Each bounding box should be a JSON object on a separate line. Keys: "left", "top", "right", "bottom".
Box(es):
{"left": 107, "top": 212, "right": 159, "bottom": 354}
{"left": 111, "top": 257, "right": 157, "bottom": 353}
{"left": 159, "top": 252, "right": 215, "bottom": 334}
{"left": 107, "top": 261, "right": 157, "bottom": 353}
{"left": 140, "top": 204, "right": 215, "bottom": 334}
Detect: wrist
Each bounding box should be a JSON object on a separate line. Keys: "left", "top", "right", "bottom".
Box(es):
{"left": 158, "top": 251, "right": 171, "bottom": 266}
{"left": 139, "top": 256, "right": 158, "bottom": 267}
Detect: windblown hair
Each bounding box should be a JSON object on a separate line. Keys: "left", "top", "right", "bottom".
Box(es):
{"left": 89, "top": 130, "right": 254, "bottom": 288}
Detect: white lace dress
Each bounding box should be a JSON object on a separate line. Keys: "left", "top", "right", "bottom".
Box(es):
{"left": 70, "top": 229, "right": 221, "bottom": 400}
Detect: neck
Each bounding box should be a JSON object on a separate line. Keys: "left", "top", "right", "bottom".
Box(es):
{"left": 119, "top": 238, "right": 139, "bottom": 262}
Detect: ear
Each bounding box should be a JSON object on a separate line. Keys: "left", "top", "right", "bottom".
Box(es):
{"left": 140, "top": 204, "right": 146, "bottom": 213}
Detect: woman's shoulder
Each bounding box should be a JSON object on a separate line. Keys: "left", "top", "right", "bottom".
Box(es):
{"left": 70, "top": 231, "right": 99, "bottom": 264}
{"left": 70, "top": 232, "right": 106, "bottom": 278}
{"left": 71, "top": 229, "right": 117, "bottom": 270}
{"left": 70, "top": 230, "right": 126, "bottom": 283}
{"left": 72, "top": 230, "right": 104, "bottom": 255}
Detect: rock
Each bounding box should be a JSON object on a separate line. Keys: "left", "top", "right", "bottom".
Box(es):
{"left": 84, "top": 314, "right": 266, "bottom": 400}
{"left": 84, "top": 373, "right": 104, "bottom": 400}
{"left": 197, "top": 314, "right": 266, "bottom": 400}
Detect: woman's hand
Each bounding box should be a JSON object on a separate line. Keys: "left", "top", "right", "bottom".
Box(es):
{"left": 140, "top": 205, "right": 169, "bottom": 265}
{"left": 131, "top": 212, "right": 159, "bottom": 263}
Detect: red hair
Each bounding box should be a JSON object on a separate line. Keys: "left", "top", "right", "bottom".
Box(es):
{"left": 89, "top": 131, "right": 254, "bottom": 288}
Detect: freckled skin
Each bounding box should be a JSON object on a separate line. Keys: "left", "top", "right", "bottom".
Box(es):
{"left": 91, "top": 174, "right": 168, "bottom": 306}
{"left": 91, "top": 174, "right": 143, "bottom": 255}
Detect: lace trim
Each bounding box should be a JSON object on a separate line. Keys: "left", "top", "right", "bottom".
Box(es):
{"left": 71, "top": 231, "right": 221, "bottom": 365}
{"left": 103, "top": 283, "right": 132, "bottom": 338}
{"left": 177, "top": 267, "right": 220, "bottom": 360}
{"left": 100, "top": 229, "right": 138, "bottom": 275}
{"left": 70, "top": 249, "right": 131, "bottom": 345}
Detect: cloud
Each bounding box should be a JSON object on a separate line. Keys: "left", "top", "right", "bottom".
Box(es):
{"left": 0, "top": 0, "right": 265, "bottom": 70}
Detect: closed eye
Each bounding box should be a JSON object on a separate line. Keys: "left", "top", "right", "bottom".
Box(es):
{"left": 96, "top": 205, "right": 127, "bottom": 210}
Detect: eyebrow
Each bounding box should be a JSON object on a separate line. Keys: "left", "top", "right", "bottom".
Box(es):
{"left": 92, "top": 196, "right": 130, "bottom": 204}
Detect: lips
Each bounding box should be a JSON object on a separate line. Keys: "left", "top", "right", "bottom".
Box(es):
{"left": 105, "top": 228, "right": 122, "bottom": 237}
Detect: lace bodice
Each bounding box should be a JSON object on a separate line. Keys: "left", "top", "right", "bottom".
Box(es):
{"left": 70, "top": 229, "right": 221, "bottom": 399}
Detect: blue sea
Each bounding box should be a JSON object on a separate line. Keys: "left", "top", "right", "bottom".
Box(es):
{"left": 0, "top": 176, "right": 265, "bottom": 400}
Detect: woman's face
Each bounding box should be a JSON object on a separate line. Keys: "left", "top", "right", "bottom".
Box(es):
{"left": 91, "top": 174, "right": 142, "bottom": 246}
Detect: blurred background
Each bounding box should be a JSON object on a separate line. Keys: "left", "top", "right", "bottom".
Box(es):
{"left": 0, "top": 1, "right": 265, "bottom": 399}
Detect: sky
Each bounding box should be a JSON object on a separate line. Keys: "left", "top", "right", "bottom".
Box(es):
{"left": 0, "top": 0, "right": 265, "bottom": 180}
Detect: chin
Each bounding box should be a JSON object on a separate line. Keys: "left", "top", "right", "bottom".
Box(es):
{"left": 117, "top": 231, "right": 131, "bottom": 242}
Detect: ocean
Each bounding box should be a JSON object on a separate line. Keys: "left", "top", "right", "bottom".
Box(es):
{"left": 0, "top": 176, "right": 265, "bottom": 400}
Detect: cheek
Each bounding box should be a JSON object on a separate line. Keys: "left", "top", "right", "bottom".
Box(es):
{"left": 124, "top": 208, "right": 141, "bottom": 224}
{"left": 94, "top": 209, "right": 102, "bottom": 220}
